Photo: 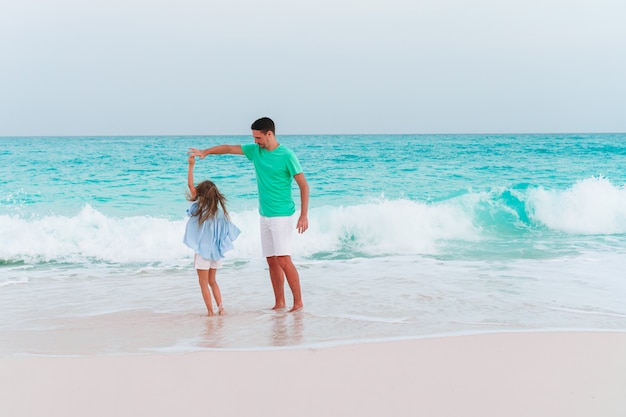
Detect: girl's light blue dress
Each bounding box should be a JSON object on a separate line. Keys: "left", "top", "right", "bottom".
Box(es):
{"left": 183, "top": 202, "right": 241, "bottom": 261}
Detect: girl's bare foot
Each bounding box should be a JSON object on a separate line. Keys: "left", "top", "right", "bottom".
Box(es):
{"left": 207, "top": 310, "right": 214, "bottom": 317}
{"left": 218, "top": 306, "right": 226, "bottom": 316}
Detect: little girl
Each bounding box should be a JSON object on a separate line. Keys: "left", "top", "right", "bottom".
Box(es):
{"left": 184, "top": 156, "right": 241, "bottom": 316}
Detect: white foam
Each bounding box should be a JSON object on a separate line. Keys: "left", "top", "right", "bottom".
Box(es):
{"left": 296, "top": 199, "right": 479, "bottom": 257}
{"left": 528, "top": 176, "right": 626, "bottom": 234}
{"left": 1, "top": 200, "right": 480, "bottom": 265}
{"left": 4, "top": 179, "right": 625, "bottom": 267}
{"left": 0, "top": 277, "right": 29, "bottom": 287}
{"left": 1, "top": 205, "right": 191, "bottom": 264}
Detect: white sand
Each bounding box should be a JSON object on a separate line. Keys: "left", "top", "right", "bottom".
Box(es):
{"left": 2, "top": 331, "right": 625, "bottom": 417}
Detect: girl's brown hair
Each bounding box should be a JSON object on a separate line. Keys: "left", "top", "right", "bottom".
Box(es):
{"left": 187, "top": 180, "right": 230, "bottom": 224}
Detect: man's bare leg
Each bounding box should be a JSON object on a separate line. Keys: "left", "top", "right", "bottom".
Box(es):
{"left": 267, "top": 256, "right": 286, "bottom": 309}
{"left": 277, "top": 255, "right": 303, "bottom": 312}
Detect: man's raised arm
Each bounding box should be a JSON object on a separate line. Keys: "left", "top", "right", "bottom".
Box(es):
{"left": 188, "top": 145, "right": 244, "bottom": 159}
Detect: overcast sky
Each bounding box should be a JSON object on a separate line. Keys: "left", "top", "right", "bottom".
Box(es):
{"left": 1, "top": 0, "right": 625, "bottom": 136}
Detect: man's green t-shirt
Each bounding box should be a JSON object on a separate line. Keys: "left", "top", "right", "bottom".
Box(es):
{"left": 241, "top": 143, "right": 303, "bottom": 217}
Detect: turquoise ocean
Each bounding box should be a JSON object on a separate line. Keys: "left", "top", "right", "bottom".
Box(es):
{"left": 1, "top": 133, "right": 625, "bottom": 356}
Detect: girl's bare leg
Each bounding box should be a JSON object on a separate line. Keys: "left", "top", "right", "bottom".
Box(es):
{"left": 197, "top": 269, "right": 214, "bottom": 316}
{"left": 208, "top": 268, "right": 225, "bottom": 315}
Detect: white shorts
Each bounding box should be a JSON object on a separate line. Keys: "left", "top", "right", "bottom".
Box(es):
{"left": 260, "top": 215, "right": 294, "bottom": 258}
{"left": 194, "top": 254, "right": 222, "bottom": 270}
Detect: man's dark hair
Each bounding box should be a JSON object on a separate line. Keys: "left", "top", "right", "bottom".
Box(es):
{"left": 251, "top": 117, "right": 275, "bottom": 134}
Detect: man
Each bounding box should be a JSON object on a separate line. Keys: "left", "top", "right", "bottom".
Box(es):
{"left": 188, "top": 117, "right": 309, "bottom": 312}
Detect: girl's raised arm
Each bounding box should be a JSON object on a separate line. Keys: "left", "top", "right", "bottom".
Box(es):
{"left": 187, "top": 156, "right": 197, "bottom": 199}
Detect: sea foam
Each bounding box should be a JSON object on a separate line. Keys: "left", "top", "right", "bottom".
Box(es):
{"left": 528, "top": 176, "right": 626, "bottom": 234}
{"left": 3, "top": 177, "right": 626, "bottom": 266}
{"left": 1, "top": 199, "right": 481, "bottom": 265}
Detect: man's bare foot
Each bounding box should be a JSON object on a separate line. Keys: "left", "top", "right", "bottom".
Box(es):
{"left": 288, "top": 304, "right": 303, "bottom": 313}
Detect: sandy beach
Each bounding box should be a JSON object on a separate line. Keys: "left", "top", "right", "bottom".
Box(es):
{"left": 2, "top": 331, "right": 625, "bottom": 417}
